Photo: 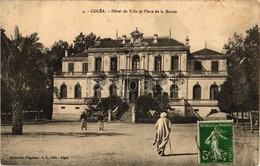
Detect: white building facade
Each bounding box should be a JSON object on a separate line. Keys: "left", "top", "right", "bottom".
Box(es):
{"left": 52, "top": 29, "right": 227, "bottom": 120}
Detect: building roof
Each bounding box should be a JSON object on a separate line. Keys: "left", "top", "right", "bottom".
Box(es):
{"left": 192, "top": 48, "right": 223, "bottom": 55}
{"left": 72, "top": 51, "right": 88, "bottom": 57}
{"left": 91, "top": 37, "right": 186, "bottom": 48}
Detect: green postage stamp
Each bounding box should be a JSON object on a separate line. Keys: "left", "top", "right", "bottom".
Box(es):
{"left": 197, "top": 120, "right": 234, "bottom": 164}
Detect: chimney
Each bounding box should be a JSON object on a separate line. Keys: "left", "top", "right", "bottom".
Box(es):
{"left": 122, "top": 35, "right": 126, "bottom": 44}
{"left": 185, "top": 36, "right": 189, "bottom": 46}
{"left": 116, "top": 30, "right": 118, "bottom": 39}
{"left": 153, "top": 34, "right": 158, "bottom": 43}
{"left": 65, "top": 50, "right": 68, "bottom": 57}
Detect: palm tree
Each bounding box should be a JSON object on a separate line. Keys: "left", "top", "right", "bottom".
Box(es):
{"left": 1, "top": 27, "right": 46, "bottom": 135}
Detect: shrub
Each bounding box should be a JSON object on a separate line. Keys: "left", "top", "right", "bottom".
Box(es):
{"left": 135, "top": 94, "right": 170, "bottom": 118}
{"left": 85, "top": 96, "right": 128, "bottom": 119}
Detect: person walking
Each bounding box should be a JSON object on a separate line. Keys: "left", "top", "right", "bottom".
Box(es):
{"left": 97, "top": 111, "right": 104, "bottom": 131}
{"left": 80, "top": 111, "right": 87, "bottom": 130}
{"left": 153, "top": 112, "right": 172, "bottom": 156}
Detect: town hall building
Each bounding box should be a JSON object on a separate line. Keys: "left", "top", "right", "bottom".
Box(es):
{"left": 52, "top": 28, "right": 227, "bottom": 120}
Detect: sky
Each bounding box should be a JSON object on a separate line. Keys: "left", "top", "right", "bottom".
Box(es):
{"left": 2, "top": 0, "right": 260, "bottom": 52}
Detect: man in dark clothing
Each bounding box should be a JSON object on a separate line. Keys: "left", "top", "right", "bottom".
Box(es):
{"left": 80, "top": 111, "right": 87, "bottom": 130}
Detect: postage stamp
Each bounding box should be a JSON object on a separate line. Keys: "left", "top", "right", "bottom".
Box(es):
{"left": 197, "top": 120, "right": 234, "bottom": 164}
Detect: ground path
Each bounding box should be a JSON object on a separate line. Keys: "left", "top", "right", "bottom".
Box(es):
{"left": 1, "top": 122, "right": 258, "bottom": 165}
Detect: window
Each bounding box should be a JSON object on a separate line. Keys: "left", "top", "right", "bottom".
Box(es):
{"left": 153, "top": 84, "right": 162, "bottom": 98}
{"left": 110, "top": 57, "right": 117, "bottom": 71}
{"left": 170, "top": 84, "right": 179, "bottom": 98}
{"left": 61, "top": 106, "right": 65, "bottom": 109}
{"left": 211, "top": 61, "right": 219, "bottom": 73}
{"left": 60, "top": 84, "right": 67, "bottom": 98}
{"left": 210, "top": 85, "right": 218, "bottom": 100}
{"left": 132, "top": 55, "right": 140, "bottom": 71}
{"left": 154, "top": 57, "right": 162, "bottom": 71}
{"left": 93, "top": 84, "right": 101, "bottom": 98}
{"left": 194, "top": 61, "right": 202, "bottom": 71}
{"left": 95, "top": 58, "right": 102, "bottom": 71}
{"left": 193, "top": 85, "right": 201, "bottom": 100}
{"left": 68, "top": 63, "right": 74, "bottom": 73}
{"left": 82, "top": 63, "right": 88, "bottom": 74}
{"left": 74, "top": 84, "right": 82, "bottom": 99}
{"left": 75, "top": 107, "right": 80, "bottom": 109}
{"left": 171, "top": 56, "right": 179, "bottom": 71}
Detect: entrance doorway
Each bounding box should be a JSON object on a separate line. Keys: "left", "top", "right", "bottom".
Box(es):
{"left": 128, "top": 79, "right": 138, "bottom": 103}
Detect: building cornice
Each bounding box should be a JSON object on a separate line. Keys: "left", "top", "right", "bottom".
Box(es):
{"left": 87, "top": 46, "right": 189, "bottom": 53}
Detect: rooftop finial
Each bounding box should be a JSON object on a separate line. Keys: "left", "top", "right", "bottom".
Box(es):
{"left": 136, "top": 27, "right": 138, "bottom": 31}
{"left": 205, "top": 41, "right": 207, "bottom": 48}
{"left": 186, "top": 36, "right": 189, "bottom": 46}
{"left": 116, "top": 30, "right": 118, "bottom": 39}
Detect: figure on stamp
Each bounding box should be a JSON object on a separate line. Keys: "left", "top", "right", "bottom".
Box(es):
{"left": 153, "top": 112, "right": 172, "bottom": 156}
{"left": 205, "top": 125, "right": 228, "bottom": 161}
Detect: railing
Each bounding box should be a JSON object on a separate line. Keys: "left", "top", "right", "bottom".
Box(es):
{"left": 169, "top": 98, "right": 185, "bottom": 105}
{"left": 55, "top": 70, "right": 227, "bottom": 77}
{"left": 53, "top": 98, "right": 85, "bottom": 104}
{"left": 187, "top": 70, "right": 227, "bottom": 75}
{"left": 187, "top": 99, "right": 218, "bottom": 105}
{"left": 106, "top": 71, "right": 119, "bottom": 76}
{"left": 119, "top": 69, "right": 147, "bottom": 75}
{"left": 92, "top": 71, "right": 105, "bottom": 75}
{"left": 150, "top": 71, "right": 166, "bottom": 77}
{"left": 55, "top": 72, "right": 88, "bottom": 76}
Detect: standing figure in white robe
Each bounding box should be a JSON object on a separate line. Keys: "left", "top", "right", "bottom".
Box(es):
{"left": 153, "top": 112, "right": 172, "bottom": 156}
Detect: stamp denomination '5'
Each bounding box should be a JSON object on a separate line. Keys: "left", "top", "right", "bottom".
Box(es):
{"left": 198, "top": 120, "right": 234, "bottom": 164}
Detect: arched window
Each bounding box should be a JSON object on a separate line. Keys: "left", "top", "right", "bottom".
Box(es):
{"left": 210, "top": 84, "right": 218, "bottom": 100}
{"left": 132, "top": 55, "right": 140, "bottom": 71}
{"left": 60, "top": 84, "right": 67, "bottom": 98}
{"left": 153, "top": 84, "right": 162, "bottom": 98}
{"left": 170, "top": 84, "right": 179, "bottom": 98}
{"left": 109, "top": 84, "right": 117, "bottom": 96}
{"left": 93, "top": 84, "right": 101, "bottom": 98}
{"left": 74, "top": 84, "right": 82, "bottom": 98}
{"left": 193, "top": 85, "right": 201, "bottom": 100}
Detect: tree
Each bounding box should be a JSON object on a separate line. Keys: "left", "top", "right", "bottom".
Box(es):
{"left": 73, "top": 32, "right": 97, "bottom": 53}
{"left": 85, "top": 96, "right": 128, "bottom": 120}
{"left": 135, "top": 94, "right": 170, "bottom": 118}
{"left": 1, "top": 27, "right": 49, "bottom": 134}
{"left": 46, "top": 40, "right": 68, "bottom": 73}
{"left": 218, "top": 25, "right": 259, "bottom": 131}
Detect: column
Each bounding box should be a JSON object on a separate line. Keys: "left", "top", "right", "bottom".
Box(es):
{"left": 162, "top": 55, "right": 164, "bottom": 71}
{"left": 143, "top": 55, "right": 145, "bottom": 70}
{"left": 147, "top": 55, "right": 149, "bottom": 71}
{"left": 126, "top": 56, "right": 128, "bottom": 70}
{"left": 108, "top": 110, "right": 111, "bottom": 122}
{"left": 102, "top": 56, "right": 104, "bottom": 71}
{"left": 138, "top": 79, "right": 141, "bottom": 96}
{"left": 129, "top": 56, "right": 131, "bottom": 70}
{"left": 122, "top": 79, "right": 125, "bottom": 98}
{"left": 179, "top": 54, "right": 182, "bottom": 71}
{"left": 117, "top": 56, "right": 120, "bottom": 71}
{"left": 132, "top": 105, "right": 136, "bottom": 123}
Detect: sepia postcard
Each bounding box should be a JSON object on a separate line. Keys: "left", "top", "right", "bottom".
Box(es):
{"left": 1, "top": 0, "right": 260, "bottom": 165}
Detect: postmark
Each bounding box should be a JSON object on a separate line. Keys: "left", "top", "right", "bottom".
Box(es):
{"left": 197, "top": 120, "right": 234, "bottom": 164}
